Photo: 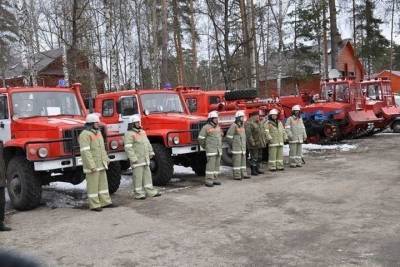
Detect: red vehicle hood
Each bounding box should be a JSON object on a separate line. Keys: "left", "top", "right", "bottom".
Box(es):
{"left": 144, "top": 113, "right": 207, "bottom": 125}
{"left": 12, "top": 117, "right": 86, "bottom": 137}
{"left": 303, "top": 101, "right": 351, "bottom": 112}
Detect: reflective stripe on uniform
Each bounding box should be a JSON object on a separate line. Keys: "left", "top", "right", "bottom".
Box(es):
{"left": 268, "top": 160, "right": 276, "bottom": 163}
{"left": 198, "top": 136, "right": 205, "bottom": 139}
{"left": 132, "top": 162, "right": 147, "bottom": 168}
{"left": 233, "top": 167, "right": 241, "bottom": 170}
{"left": 99, "top": 190, "right": 109, "bottom": 194}
{"left": 231, "top": 151, "right": 244, "bottom": 154}
{"left": 88, "top": 193, "right": 98, "bottom": 198}
{"left": 205, "top": 171, "right": 214, "bottom": 175}
{"left": 240, "top": 166, "right": 246, "bottom": 169}
{"left": 276, "top": 160, "right": 284, "bottom": 163}
{"left": 124, "top": 144, "right": 133, "bottom": 148}
{"left": 80, "top": 146, "right": 90, "bottom": 152}
{"left": 206, "top": 152, "right": 218, "bottom": 156}
{"left": 144, "top": 184, "right": 153, "bottom": 188}
{"left": 226, "top": 135, "right": 234, "bottom": 139}
{"left": 96, "top": 167, "right": 105, "bottom": 171}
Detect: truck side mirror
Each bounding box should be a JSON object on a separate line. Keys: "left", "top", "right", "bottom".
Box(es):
{"left": 116, "top": 100, "right": 122, "bottom": 114}
{"left": 144, "top": 109, "right": 150, "bottom": 116}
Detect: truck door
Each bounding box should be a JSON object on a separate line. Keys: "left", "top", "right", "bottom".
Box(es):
{"left": 118, "top": 96, "right": 139, "bottom": 133}
{"left": 0, "top": 94, "right": 11, "bottom": 143}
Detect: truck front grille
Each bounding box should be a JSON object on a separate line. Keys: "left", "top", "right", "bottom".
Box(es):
{"left": 190, "top": 120, "right": 208, "bottom": 141}
{"left": 63, "top": 126, "right": 106, "bottom": 154}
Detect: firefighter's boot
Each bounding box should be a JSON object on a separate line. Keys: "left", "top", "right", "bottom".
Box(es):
{"left": 0, "top": 222, "right": 11, "bottom": 231}
{"left": 251, "top": 165, "right": 258, "bottom": 176}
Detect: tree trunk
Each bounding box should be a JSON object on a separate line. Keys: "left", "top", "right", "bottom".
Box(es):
{"left": 328, "top": 0, "right": 341, "bottom": 70}
{"left": 248, "top": 0, "right": 258, "bottom": 88}
{"left": 239, "top": 0, "right": 251, "bottom": 87}
{"left": 172, "top": 0, "right": 184, "bottom": 85}
{"left": 135, "top": 0, "right": 144, "bottom": 88}
{"left": 352, "top": 0, "right": 356, "bottom": 50}
{"left": 322, "top": 0, "right": 329, "bottom": 79}
{"left": 189, "top": 0, "right": 198, "bottom": 84}
{"left": 160, "top": 0, "right": 169, "bottom": 87}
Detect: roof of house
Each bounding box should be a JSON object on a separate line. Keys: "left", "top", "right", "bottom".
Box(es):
{"left": 1, "top": 48, "right": 64, "bottom": 79}
{"left": 1, "top": 48, "right": 105, "bottom": 79}
{"left": 263, "top": 39, "right": 363, "bottom": 80}
{"left": 375, "top": 70, "right": 400, "bottom": 77}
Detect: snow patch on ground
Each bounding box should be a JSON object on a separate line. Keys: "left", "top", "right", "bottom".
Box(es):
{"left": 302, "top": 143, "right": 357, "bottom": 152}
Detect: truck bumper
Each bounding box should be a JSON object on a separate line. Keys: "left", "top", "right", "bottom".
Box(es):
{"left": 33, "top": 151, "right": 128, "bottom": 171}
{"left": 171, "top": 145, "right": 201, "bottom": 155}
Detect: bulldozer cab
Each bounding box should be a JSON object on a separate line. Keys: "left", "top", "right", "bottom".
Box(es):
{"left": 321, "top": 80, "right": 364, "bottom": 110}
{"left": 360, "top": 80, "right": 395, "bottom": 107}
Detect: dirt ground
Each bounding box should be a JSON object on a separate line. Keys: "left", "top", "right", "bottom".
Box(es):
{"left": 1, "top": 133, "right": 400, "bottom": 267}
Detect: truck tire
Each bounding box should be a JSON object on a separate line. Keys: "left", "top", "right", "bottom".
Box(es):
{"left": 224, "top": 89, "right": 258, "bottom": 101}
{"left": 6, "top": 156, "right": 42, "bottom": 211}
{"left": 392, "top": 120, "right": 400, "bottom": 133}
{"left": 107, "top": 162, "right": 121, "bottom": 194}
{"left": 150, "top": 143, "right": 173, "bottom": 186}
{"left": 221, "top": 147, "right": 233, "bottom": 166}
{"left": 191, "top": 152, "right": 206, "bottom": 176}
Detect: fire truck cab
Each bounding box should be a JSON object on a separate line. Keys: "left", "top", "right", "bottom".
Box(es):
{"left": 0, "top": 84, "right": 125, "bottom": 210}
{"left": 95, "top": 89, "right": 208, "bottom": 185}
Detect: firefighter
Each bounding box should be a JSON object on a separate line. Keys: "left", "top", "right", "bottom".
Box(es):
{"left": 0, "top": 173, "right": 11, "bottom": 231}
{"left": 245, "top": 111, "right": 265, "bottom": 175}
{"left": 79, "top": 113, "right": 115, "bottom": 211}
{"left": 259, "top": 110, "right": 269, "bottom": 167}
{"left": 266, "top": 109, "right": 288, "bottom": 171}
{"left": 226, "top": 110, "right": 250, "bottom": 180}
{"left": 285, "top": 105, "right": 307, "bottom": 167}
{"left": 198, "top": 111, "right": 223, "bottom": 187}
{"left": 124, "top": 115, "right": 160, "bottom": 199}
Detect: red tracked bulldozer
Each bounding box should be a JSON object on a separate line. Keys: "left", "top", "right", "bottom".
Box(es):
{"left": 301, "top": 78, "right": 382, "bottom": 143}
{"left": 359, "top": 78, "right": 400, "bottom": 133}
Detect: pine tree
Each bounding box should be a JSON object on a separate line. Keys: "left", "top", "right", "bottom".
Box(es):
{"left": 356, "top": 0, "right": 390, "bottom": 75}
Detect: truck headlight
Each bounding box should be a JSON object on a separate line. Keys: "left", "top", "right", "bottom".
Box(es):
{"left": 38, "top": 147, "right": 48, "bottom": 158}
{"left": 110, "top": 140, "right": 119, "bottom": 150}
{"left": 173, "top": 136, "right": 180, "bottom": 145}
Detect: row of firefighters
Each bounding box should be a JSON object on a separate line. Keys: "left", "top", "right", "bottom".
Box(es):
{"left": 0, "top": 105, "right": 307, "bottom": 229}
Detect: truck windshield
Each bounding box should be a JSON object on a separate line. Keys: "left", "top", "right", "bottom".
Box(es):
{"left": 12, "top": 91, "right": 82, "bottom": 119}
{"left": 141, "top": 93, "right": 184, "bottom": 114}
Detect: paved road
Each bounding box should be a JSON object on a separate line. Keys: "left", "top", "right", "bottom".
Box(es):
{"left": 1, "top": 134, "right": 400, "bottom": 266}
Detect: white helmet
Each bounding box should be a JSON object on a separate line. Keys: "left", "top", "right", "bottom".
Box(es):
{"left": 127, "top": 114, "right": 141, "bottom": 123}
{"left": 235, "top": 110, "right": 245, "bottom": 118}
{"left": 292, "top": 105, "right": 301, "bottom": 111}
{"left": 269, "top": 109, "right": 279, "bottom": 116}
{"left": 86, "top": 113, "right": 100, "bottom": 123}
{"left": 208, "top": 111, "right": 219, "bottom": 119}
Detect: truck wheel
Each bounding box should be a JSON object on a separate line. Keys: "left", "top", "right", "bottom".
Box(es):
{"left": 150, "top": 143, "right": 173, "bottom": 186}
{"left": 221, "top": 147, "right": 233, "bottom": 166}
{"left": 224, "top": 89, "right": 258, "bottom": 101}
{"left": 191, "top": 152, "right": 206, "bottom": 176}
{"left": 107, "top": 162, "right": 121, "bottom": 194}
{"left": 392, "top": 121, "right": 400, "bottom": 133}
{"left": 6, "top": 156, "right": 42, "bottom": 211}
